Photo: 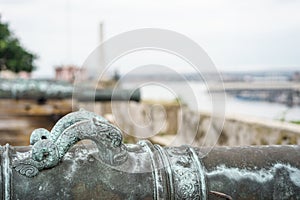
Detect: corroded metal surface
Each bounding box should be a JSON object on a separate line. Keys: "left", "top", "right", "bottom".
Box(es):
{"left": 13, "top": 109, "right": 127, "bottom": 177}
{"left": 202, "top": 145, "right": 300, "bottom": 199}
{"left": 0, "top": 79, "right": 73, "bottom": 99}
{"left": 1, "top": 110, "right": 299, "bottom": 199}
{"left": 0, "top": 79, "right": 140, "bottom": 102}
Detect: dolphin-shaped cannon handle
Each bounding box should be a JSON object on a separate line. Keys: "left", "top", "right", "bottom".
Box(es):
{"left": 13, "top": 109, "right": 128, "bottom": 177}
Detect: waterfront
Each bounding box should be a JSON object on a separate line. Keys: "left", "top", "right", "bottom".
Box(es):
{"left": 131, "top": 81, "right": 300, "bottom": 122}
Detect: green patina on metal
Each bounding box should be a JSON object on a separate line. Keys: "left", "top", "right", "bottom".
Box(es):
{"left": 14, "top": 109, "right": 128, "bottom": 177}
{"left": 0, "top": 79, "right": 140, "bottom": 102}
{"left": 7, "top": 110, "right": 300, "bottom": 199}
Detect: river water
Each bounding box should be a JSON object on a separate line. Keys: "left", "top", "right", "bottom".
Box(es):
{"left": 124, "top": 81, "right": 300, "bottom": 122}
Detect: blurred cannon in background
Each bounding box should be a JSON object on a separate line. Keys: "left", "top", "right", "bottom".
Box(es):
{"left": 0, "top": 79, "right": 140, "bottom": 145}
{"left": 0, "top": 79, "right": 140, "bottom": 103}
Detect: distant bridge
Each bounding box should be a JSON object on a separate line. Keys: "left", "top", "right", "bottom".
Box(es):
{"left": 210, "top": 81, "right": 300, "bottom": 106}
{"left": 210, "top": 81, "right": 300, "bottom": 92}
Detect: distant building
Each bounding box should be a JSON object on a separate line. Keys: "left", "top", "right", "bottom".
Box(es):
{"left": 292, "top": 72, "right": 300, "bottom": 82}
{"left": 0, "top": 70, "right": 31, "bottom": 79}
{"left": 55, "top": 65, "right": 87, "bottom": 83}
{"left": 18, "top": 71, "right": 31, "bottom": 79}
{"left": 0, "top": 70, "right": 16, "bottom": 79}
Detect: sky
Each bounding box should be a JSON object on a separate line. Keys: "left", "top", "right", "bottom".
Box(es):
{"left": 0, "top": 0, "right": 300, "bottom": 78}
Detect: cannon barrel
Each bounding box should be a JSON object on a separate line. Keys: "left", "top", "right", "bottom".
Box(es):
{"left": 2, "top": 110, "right": 300, "bottom": 199}
{"left": 0, "top": 79, "right": 140, "bottom": 102}
{"left": 76, "top": 89, "right": 140, "bottom": 102}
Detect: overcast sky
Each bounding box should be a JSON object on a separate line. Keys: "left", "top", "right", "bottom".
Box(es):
{"left": 0, "top": 0, "right": 300, "bottom": 78}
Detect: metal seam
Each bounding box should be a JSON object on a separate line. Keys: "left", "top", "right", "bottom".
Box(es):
{"left": 3, "top": 144, "right": 11, "bottom": 200}
{"left": 154, "top": 145, "right": 174, "bottom": 200}
{"left": 188, "top": 147, "right": 207, "bottom": 200}
{"left": 139, "top": 140, "right": 160, "bottom": 200}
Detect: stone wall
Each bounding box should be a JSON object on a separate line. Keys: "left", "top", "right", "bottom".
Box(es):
{"left": 81, "top": 101, "right": 180, "bottom": 142}
{"left": 89, "top": 101, "right": 300, "bottom": 147}
{"left": 1, "top": 99, "right": 299, "bottom": 147}
{"left": 0, "top": 99, "right": 72, "bottom": 145}
{"left": 176, "top": 109, "right": 300, "bottom": 147}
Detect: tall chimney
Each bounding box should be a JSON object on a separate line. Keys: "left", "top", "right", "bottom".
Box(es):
{"left": 98, "top": 22, "right": 107, "bottom": 80}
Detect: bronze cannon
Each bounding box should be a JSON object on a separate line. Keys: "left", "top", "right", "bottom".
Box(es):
{"left": 0, "top": 79, "right": 140, "bottom": 102}
{"left": 1, "top": 110, "right": 300, "bottom": 199}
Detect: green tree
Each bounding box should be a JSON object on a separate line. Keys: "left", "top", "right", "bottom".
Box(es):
{"left": 0, "top": 16, "right": 37, "bottom": 73}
